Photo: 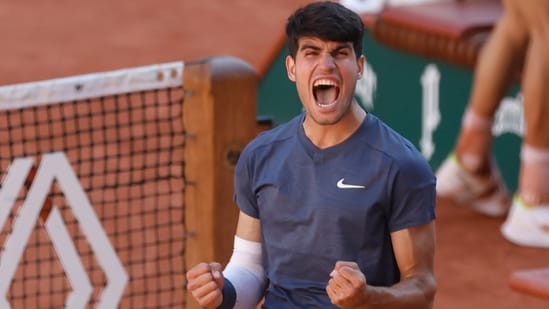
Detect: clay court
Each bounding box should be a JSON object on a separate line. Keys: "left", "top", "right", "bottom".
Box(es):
{"left": 1, "top": 0, "right": 548, "bottom": 308}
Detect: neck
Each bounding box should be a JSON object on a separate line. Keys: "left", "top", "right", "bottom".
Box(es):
{"left": 303, "top": 103, "right": 366, "bottom": 149}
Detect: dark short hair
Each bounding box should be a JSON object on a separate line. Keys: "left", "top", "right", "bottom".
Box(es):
{"left": 285, "top": 1, "right": 364, "bottom": 59}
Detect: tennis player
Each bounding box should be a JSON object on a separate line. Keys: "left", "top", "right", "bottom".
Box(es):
{"left": 186, "top": 2, "right": 437, "bottom": 308}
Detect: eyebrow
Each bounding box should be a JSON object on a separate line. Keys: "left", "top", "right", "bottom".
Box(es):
{"left": 299, "top": 42, "right": 353, "bottom": 53}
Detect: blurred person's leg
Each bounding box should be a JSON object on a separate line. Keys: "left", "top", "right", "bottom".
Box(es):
{"left": 455, "top": 0, "right": 528, "bottom": 174}
{"left": 436, "top": 2, "right": 527, "bottom": 216}
{"left": 514, "top": 0, "right": 549, "bottom": 205}
{"left": 501, "top": 0, "right": 549, "bottom": 248}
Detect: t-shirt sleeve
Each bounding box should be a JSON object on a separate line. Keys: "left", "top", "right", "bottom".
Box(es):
{"left": 233, "top": 147, "right": 260, "bottom": 219}
{"left": 387, "top": 150, "right": 436, "bottom": 232}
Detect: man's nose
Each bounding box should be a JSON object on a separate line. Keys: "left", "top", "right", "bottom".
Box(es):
{"left": 318, "top": 53, "right": 336, "bottom": 70}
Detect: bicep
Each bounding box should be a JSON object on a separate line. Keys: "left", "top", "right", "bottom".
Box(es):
{"left": 235, "top": 211, "right": 261, "bottom": 242}
{"left": 390, "top": 221, "right": 436, "bottom": 280}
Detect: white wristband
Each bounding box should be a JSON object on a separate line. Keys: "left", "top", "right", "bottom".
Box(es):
{"left": 223, "top": 236, "right": 267, "bottom": 309}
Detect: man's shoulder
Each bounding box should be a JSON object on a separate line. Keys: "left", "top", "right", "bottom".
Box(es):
{"left": 366, "top": 114, "right": 432, "bottom": 174}
{"left": 247, "top": 115, "right": 300, "bottom": 149}
{"left": 240, "top": 114, "right": 301, "bottom": 161}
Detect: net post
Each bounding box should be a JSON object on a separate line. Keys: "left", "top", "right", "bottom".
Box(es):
{"left": 183, "top": 56, "right": 258, "bottom": 301}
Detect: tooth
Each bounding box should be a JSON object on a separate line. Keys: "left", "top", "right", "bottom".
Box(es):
{"left": 314, "top": 79, "right": 335, "bottom": 87}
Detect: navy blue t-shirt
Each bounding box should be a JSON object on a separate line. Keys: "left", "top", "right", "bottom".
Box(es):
{"left": 234, "top": 113, "right": 436, "bottom": 308}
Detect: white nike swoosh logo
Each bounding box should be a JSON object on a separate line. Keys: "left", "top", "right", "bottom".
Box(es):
{"left": 337, "top": 178, "right": 365, "bottom": 189}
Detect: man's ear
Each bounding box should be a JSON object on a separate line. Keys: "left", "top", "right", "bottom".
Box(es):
{"left": 285, "top": 55, "right": 296, "bottom": 82}
{"left": 357, "top": 55, "right": 365, "bottom": 78}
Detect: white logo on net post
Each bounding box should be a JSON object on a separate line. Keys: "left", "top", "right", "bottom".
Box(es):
{"left": 0, "top": 152, "right": 128, "bottom": 309}
{"left": 337, "top": 178, "right": 366, "bottom": 189}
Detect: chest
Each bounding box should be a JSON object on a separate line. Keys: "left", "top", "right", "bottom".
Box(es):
{"left": 255, "top": 154, "right": 390, "bottom": 230}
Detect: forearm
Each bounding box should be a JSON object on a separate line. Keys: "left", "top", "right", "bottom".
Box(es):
{"left": 360, "top": 274, "right": 436, "bottom": 309}
{"left": 222, "top": 236, "right": 267, "bottom": 308}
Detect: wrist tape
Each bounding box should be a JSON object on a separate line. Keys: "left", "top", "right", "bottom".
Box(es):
{"left": 221, "top": 236, "right": 266, "bottom": 309}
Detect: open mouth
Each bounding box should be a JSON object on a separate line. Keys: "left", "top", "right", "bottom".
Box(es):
{"left": 313, "top": 79, "right": 340, "bottom": 108}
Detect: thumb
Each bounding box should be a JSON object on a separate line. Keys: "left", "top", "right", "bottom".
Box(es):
{"left": 210, "top": 262, "right": 224, "bottom": 287}
{"left": 335, "top": 261, "right": 359, "bottom": 271}
{"left": 334, "top": 261, "right": 359, "bottom": 278}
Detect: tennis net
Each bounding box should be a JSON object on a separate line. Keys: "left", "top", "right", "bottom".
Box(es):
{"left": 0, "top": 62, "right": 186, "bottom": 308}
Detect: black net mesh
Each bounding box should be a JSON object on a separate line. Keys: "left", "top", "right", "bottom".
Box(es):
{"left": 0, "top": 85, "right": 186, "bottom": 308}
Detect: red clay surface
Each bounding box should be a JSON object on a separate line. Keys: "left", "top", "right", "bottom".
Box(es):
{"left": 2, "top": 1, "right": 548, "bottom": 308}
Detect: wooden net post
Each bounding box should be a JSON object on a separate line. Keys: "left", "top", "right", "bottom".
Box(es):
{"left": 183, "top": 56, "right": 258, "bottom": 308}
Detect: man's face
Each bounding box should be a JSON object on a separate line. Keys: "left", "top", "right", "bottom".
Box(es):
{"left": 286, "top": 37, "right": 364, "bottom": 126}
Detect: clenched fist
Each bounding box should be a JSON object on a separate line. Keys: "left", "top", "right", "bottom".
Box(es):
{"left": 186, "top": 262, "right": 225, "bottom": 308}
{"left": 326, "top": 261, "right": 368, "bottom": 308}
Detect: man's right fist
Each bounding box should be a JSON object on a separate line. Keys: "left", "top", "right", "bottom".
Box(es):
{"left": 186, "top": 262, "right": 225, "bottom": 308}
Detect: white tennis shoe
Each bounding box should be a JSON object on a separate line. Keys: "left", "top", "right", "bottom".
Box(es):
{"left": 436, "top": 153, "right": 511, "bottom": 217}
{"left": 501, "top": 196, "right": 549, "bottom": 248}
